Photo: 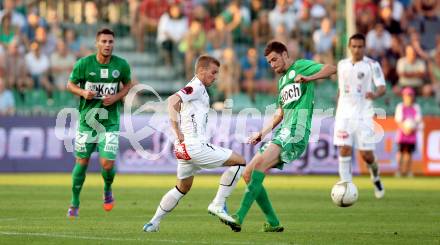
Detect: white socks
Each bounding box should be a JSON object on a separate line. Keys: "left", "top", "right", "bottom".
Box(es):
{"left": 212, "top": 166, "right": 243, "bottom": 206}
{"left": 338, "top": 156, "right": 353, "bottom": 182}
{"left": 150, "top": 186, "right": 185, "bottom": 225}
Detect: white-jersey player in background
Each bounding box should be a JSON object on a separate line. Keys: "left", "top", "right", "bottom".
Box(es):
{"left": 334, "top": 33, "right": 386, "bottom": 199}
{"left": 143, "top": 55, "right": 245, "bottom": 232}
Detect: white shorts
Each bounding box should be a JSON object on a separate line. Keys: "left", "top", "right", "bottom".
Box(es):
{"left": 177, "top": 143, "right": 233, "bottom": 179}
{"left": 333, "top": 118, "right": 376, "bottom": 151}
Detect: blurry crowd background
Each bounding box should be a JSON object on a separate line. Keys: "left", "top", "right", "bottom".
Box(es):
{"left": 0, "top": 0, "right": 439, "bottom": 116}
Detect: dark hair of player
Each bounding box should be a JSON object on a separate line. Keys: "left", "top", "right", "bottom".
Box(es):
{"left": 195, "top": 55, "right": 220, "bottom": 71}
{"left": 348, "top": 33, "right": 366, "bottom": 46}
{"left": 264, "top": 41, "right": 288, "bottom": 56}
{"left": 96, "top": 28, "right": 115, "bottom": 39}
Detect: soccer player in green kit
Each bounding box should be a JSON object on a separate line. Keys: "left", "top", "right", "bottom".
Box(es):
{"left": 66, "top": 28, "right": 132, "bottom": 217}
{"left": 220, "top": 41, "right": 336, "bottom": 232}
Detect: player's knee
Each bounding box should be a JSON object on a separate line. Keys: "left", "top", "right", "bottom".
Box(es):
{"left": 361, "top": 152, "right": 375, "bottom": 164}
{"left": 339, "top": 146, "right": 352, "bottom": 156}
{"left": 101, "top": 160, "right": 114, "bottom": 171}
{"left": 177, "top": 183, "right": 191, "bottom": 193}
{"left": 76, "top": 158, "right": 90, "bottom": 165}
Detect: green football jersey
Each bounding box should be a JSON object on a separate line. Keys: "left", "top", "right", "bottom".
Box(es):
{"left": 277, "top": 59, "right": 323, "bottom": 131}
{"left": 69, "top": 54, "right": 131, "bottom": 129}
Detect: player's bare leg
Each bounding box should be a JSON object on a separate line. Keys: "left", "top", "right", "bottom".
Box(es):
{"left": 100, "top": 158, "right": 116, "bottom": 211}
{"left": 360, "top": 150, "right": 385, "bottom": 198}
{"left": 67, "top": 158, "right": 89, "bottom": 218}
{"left": 338, "top": 146, "right": 353, "bottom": 183}
{"left": 143, "top": 177, "right": 193, "bottom": 232}
{"left": 209, "top": 152, "right": 245, "bottom": 221}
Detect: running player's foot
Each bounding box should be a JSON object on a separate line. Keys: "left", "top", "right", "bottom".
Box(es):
{"left": 219, "top": 214, "right": 241, "bottom": 232}
{"left": 103, "top": 191, "right": 114, "bottom": 211}
{"left": 143, "top": 222, "right": 159, "bottom": 232}
{"left": 262, "top": 222, "right": 284, "bottom": 232}
{"left": 67, "top": 206, "right": 79, "bottom": 218}
{"left": 373, "top": 178, "right": 385, "bottom": 199}
{"left": 208, "top": 203, "right": 231, "bottom": 221}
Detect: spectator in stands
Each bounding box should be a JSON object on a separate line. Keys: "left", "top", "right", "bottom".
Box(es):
{"left": 64, "top": 28, "right": 87, "bottom": 58}
{"left": 394, "top": 87, "right": 422, "bottom": 177}
{"left": 4, "top": 40, "right": 30, "bottom": 92}
{"left": 157, "top": 2, "right": 188, "bottom": 67}
{"left": 410, "top": 0, "right": 440, "bottom": 52}
{"left": 0, "top": 76, "right": 15, "bottom": 115}
{"left": 396, "top": 45, "right": 428, "bottom": 95}
{"left": 189, "top": 5, "right": 213, "bottom": 32}
{"left": 295, "top": 6, "right": 315, "bottom": 59}
{"left": 137, "top": 0, "right": 169, "bottom": 52}
{"left": 220, "top": 0, "right": 251, "bottom": 44}
{"left": 379, "top": 3, "right": 403, "bottom": 35}
{"left": 355, "top": 0, "right": 377, "bottom": 34}
{"left": 366, "top": 22, "right": 392, "bottom": 60}
{"left": 312, "top": 17, "right": 336, "bottom": 64}
{"left": 429, "top": 46, "right": 440, "bottom": 104}
{"left": 35, "top": 26, "right": 56, "bottom": 57}
{"left": 179, "top": 20, "right": 206, "bottom": 79}
{"left": 128, "top": 0, "right": 140, "bottom": 41}
{"left": 50, "top": 39, "right": 76, "bottom": 91}
{"left": 218, "top": 47, "right": 240, "bottom": 99}
{"left": 203, "top": 0, "right": 225, "bottom": 19}
{"left": 0, "top": 0, "right": 26, "bottom": 29}
{"left": 250, "top": 0, "right": 264, "bottom": 23}
{"left": 252, "top": 10, "right": 272, "bottom": 49}
{"left": 0, "top": 12, "right": 19, "bottom": 47}
{"left": 241, "top": 47, "right": 270, "bottom": 101}
{"left": 380, "top": 0, "right": 404, "bottom": 21}
{"left": 21, "top": 11, "right": 47, "bottom": 49}
{"left": 25, "top": 41, "right": 52, "bottom": 94}
{"left": 207, "top": 16, "right": 232, "bottom": 60}
{"left": 309, "top": 0, "right": 328, "bottom": 24}
{"left": 409, "top": 30, "right": 431, "bottom": 61}
{"left": 386, "top": 35, "right": 404, "bottom": 68}
{"left": 269, "top": 0, "right": 297, "bottom": 36}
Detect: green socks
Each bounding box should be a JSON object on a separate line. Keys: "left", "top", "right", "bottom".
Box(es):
{"left": 235, "top": 170, "right": 266, "bottom": 223}
{"left": 71, "top": 163, "right": 88, "bottom": 207}
{"left": 102, "top": 167, "right": 116, "bottom": 193}
{"left": 256, "top": 186, "right": 280, "bottom": 226}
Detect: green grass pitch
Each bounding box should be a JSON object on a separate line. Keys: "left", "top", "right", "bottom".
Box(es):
{"left": 0, "top": 174, "right": 439, "bottom": 245}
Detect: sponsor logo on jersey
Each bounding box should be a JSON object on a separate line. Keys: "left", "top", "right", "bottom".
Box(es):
{"left": 89, "top": 72, "right": 96, "bottom": 76}
{"left": 181, "top": 86, "right": 193, "bottom": 95}
{"left": 288, "top": 70, "right": 296, "bottom": 80}
{"left": 280, "top": 83, "right": 301, "bottom": 106}
{"left": 357, "top": 72, "right": 365, "bottom": 79}
{"left": 100, "top": 69, "right": 109, "bottom": 78}
{"left": 336, "top": 130, "right": 349, "bottom": 139}
{"left": 112, "top": 70, "right": 120, "bottom": 78}
{"left": 85, "top": 81, "right": 118, "bottom": 99}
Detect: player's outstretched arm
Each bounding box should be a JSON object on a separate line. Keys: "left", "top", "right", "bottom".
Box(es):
{"left": 295, "top": 64, "right": 337, "bottom": 83}
{"left": 249, "top": 107, "right": 284, "bottom": 145}
{"left": 168, "top": 94, "right": 184, "bottom": 143}
{"left": 67, "top": 81, "right": 96, "bottom": 100}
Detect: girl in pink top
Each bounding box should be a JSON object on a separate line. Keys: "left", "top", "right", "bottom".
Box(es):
{"left": 394, "top": 87, "right": 422, "bottom": 177}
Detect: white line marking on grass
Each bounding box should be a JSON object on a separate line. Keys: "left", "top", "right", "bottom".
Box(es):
{"left": 0, "top": 231, "right": 256, "bottom": 245}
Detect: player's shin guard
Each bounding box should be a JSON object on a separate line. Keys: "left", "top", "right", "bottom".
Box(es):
{"left": 212, "top": 166, "right": 243, "bottom": 206}
{"left": 235, "top": 170, "right": 265, "bottom": 224}
{"left": 102, "top": 166, "right": 116, "bottom": 193}
{"left": 256, "top": 186, "right": 280, "bottom": 227}
{"left": 150, "top": 186, "right": 185, "bottom": 225}
{"left": 71, "top": 163, "right": 88, "bottom": 207}
{"left": 338, "top": 156, "right": 353, "bottom": 182}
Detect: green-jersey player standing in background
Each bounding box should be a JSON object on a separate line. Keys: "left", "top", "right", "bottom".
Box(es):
{"left": 220, "top": 41, "right": 337, "bottom": 232}
{"left": 66, "top": 28, "right": 132, "bottom": 218}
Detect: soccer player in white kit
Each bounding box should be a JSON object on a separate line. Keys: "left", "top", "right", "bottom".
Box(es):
{"left": 143, "top": 55, "right": 246, "bottom": 232}
{"left": 334, "top": 34, "right": 386, "bottom": 199}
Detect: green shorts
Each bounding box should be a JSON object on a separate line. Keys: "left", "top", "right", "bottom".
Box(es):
{"left": 74, "top": 124, "right": 120, "bottom": 160}
{"left": 259, "top": 127, "right": 310, "bottom": 170}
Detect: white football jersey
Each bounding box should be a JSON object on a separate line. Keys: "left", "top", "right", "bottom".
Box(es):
{"left": 336, "top": 56, "right": 385, "bottom": 119}
{"left": 176, "top": 76, "right": 210, "bottom": 143}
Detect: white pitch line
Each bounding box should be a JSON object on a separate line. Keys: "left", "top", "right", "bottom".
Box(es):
{"left": 0, "top": 231, "right": 257, "bottom": 245}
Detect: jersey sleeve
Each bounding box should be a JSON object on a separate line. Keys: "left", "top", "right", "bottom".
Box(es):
{"left": 370, "top": 61, "right": 386, "bottom": 87}
{"left": 69, "top": 58, "right": 84, "bottom": 84}
{"left": 297, "top": 59, "right": 324, "bottom": 77}
{"left": 414, "top": 104, "right": 422, "bottom": 123}
{"left": 121, "top": 60, "right": 132, "bottom": 84}
{"left": 176, "top": 84, "right": 201, "bottom": 103}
